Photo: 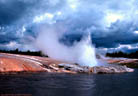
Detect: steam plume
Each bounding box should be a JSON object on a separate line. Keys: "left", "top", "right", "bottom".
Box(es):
{"left": 36, "top": 23, "right": 97, "bottom": 67}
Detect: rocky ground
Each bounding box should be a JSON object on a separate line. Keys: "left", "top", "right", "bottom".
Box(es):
{"left": 0, "top": 53, "right": 135, "bottom": 74}
{"left": 106, "top": 58, "right": 138, "bottom": 68}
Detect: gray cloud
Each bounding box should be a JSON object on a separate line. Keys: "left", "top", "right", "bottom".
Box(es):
{"left": 0, "top": 0, "right": 138, "bottom": 52}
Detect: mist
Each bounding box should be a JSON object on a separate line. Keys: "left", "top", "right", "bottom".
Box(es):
{"left": 36, "top": 23, "right": 97, "bottom": 67}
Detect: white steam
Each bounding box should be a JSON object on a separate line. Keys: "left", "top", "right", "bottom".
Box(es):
{"left": 36, "top": 23, "right": 97, "bottom": 67}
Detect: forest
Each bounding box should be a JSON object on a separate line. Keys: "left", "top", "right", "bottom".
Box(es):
{"left": 106, "top": 51, "right": 138, "bottom": 59}
{"left": 0, "top": 49, "right": 48, "bottom": 57}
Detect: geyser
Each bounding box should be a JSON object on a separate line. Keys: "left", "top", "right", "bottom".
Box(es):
{"left": 36, "top": 24, "right": 97, "bottom": 67}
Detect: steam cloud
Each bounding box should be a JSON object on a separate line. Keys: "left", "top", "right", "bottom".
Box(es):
{"left": 36, "top": 23, "right": 97, "bottom": 67}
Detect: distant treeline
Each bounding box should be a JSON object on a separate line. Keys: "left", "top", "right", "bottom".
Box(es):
{"left": 0, "top": 49, "right": 48, "bottom": 57}
{"left": 106, "top": 51, "right": 138, "bottom": 58}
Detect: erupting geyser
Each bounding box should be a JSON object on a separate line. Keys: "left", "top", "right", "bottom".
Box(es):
{"left": 36, "top": 24, "right": 97, "bottom": 67}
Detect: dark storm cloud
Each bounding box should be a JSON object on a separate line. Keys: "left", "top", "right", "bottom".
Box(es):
{"left": 0, "top": 1, "right": 29, "bottom": 25}
{"left": 0, "top": 35, "right": 18, "bottom": 44}
{"left": 93, "top": 21, "right": 138, "bottom": 48}
{"left": 0, "top": 0, "right": 138, "bottom": 51}
{"left": 0, "top": 0, "right": 67, "bottom": 50}
{"left": 0, "top": 0, "right": 65, "bottom": 25}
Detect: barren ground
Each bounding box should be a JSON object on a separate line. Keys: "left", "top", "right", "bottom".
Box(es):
{"left": 0, "top": 53, "right": 135, "bottom": 74}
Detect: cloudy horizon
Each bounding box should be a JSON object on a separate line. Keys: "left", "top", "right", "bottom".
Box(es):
{"left": 0, "top": 0, "right": 138, "bottom": 53}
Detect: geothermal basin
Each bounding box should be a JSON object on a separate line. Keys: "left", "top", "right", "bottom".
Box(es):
{"left": 0, "top": 53, "right": 134, "bottom": 74}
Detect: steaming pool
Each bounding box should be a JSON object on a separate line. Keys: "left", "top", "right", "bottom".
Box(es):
{"left": 0, "top": 69, "right": 138, "bottom": 96}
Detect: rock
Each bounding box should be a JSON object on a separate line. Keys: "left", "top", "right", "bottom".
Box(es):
{"left": 58, "top": 63, "right": 134, "bottom": 74}
{"left": 0, "top": 53, "right": 135, "bottom": 74}
{"left": 58, "top": 63, "right": 85, "bottom": 73}
{"left": 106, "top": 58, "right": 138, "bottom": 68}
{"left": 92, "top": 66, "right": 134, "bottom": 74}
{"left": 49, "top": 64, "right": 59, "bottom": 71}
{"left": 0, "top": 53, "right": 47, "bottom": 74}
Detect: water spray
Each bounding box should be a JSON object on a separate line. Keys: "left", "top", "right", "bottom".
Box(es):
{"left": 36, "top": 24, "right": 98, "bottom": 67}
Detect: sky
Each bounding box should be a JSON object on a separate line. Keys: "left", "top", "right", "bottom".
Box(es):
{"left": 0, "top": 0, "right": 138, "bottom": 53}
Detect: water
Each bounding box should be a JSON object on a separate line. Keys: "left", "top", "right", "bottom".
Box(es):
{"left": 0, "top": 69, "right": 138, "bottom": 96}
